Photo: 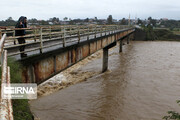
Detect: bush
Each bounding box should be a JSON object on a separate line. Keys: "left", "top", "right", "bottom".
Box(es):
{"left": 13, "top": 99, "right": 33, "bottom": 120}
{"left": 153, "top": 29, "right": 175, "bottom": 40}
{"left": 163, "top": 100, "right": 180, "bottom": 120}
{"left": 142, "top": 24, "right": 157, "bottom": 40}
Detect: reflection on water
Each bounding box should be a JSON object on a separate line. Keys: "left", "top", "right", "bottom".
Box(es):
{"left": 30, "top": 41, "right": 180, "bottom": 120}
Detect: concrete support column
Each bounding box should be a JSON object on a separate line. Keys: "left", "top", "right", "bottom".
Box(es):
{"left": 119, "top": 39, "right": 123, "bottom": 53}
{"left": 102, "top": 48, "right": 108, "bottom": 72}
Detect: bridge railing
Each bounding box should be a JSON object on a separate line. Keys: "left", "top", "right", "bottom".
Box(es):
{"left": 0, "top": 34, "right": 14, "bottom": 120}
{"left": 1, "top": 25, "right": 129, "bottom": 57}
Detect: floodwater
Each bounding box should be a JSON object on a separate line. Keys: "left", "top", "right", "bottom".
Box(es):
{"left": 30, "top": 41, "right": 180, "bottom": 120}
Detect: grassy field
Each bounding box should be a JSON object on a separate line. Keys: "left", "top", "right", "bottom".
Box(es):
{"left": 143, "top": 27, "right": 180, "bottom": 41}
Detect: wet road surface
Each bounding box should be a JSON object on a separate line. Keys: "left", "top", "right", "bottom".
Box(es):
{"left": 30, "top": 41, "right": 180, "bottom": 120}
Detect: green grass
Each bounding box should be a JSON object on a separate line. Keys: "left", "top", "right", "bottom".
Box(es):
{"left": 0, "top": 57, "right": 33, "bottom": 120}
{"left": 12, "top": 99, "right": 33, "bottom": 120}
{"left": 155, "top": 29, "right": 180, "bottom": 41}
{"left": 7, "top": 58, "right": 22, "bottom": 83}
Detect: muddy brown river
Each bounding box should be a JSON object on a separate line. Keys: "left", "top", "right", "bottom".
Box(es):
{"left": 30, "top": 41, "right": 180, "bottom": 120}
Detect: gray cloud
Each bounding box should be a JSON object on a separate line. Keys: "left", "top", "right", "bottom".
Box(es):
{"left": 1, "top": 0, "right": 180, "bottom": 20}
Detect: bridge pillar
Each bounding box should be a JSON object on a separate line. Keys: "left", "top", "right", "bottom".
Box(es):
{"left": 102, "top": 47, "right": 108, "bottom": 72}
{"left": 119, "top": 40, "right": 123, "bottom": 53}
{"left": 102, "top": 42, "right": 116, "bottom": 72}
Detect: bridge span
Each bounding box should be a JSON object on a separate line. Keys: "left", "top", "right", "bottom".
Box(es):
{"left": 1, "top": 25, "right": 135, "bottom": 84}
{"left": 0, "top": 25, "right": 135, "bottom": 120}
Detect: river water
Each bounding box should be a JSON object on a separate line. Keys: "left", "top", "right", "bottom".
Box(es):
{"left": 30, "top": 41, "right": 180, "bottom": 120}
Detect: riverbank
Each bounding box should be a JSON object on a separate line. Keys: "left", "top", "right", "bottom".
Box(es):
{"left": 135, "top": 27, "right": 180, "bottom": 41}
{"left": 154, "top": 29, "right": 180, "bottom": 41}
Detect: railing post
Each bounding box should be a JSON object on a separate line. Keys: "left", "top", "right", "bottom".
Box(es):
{"left": 33, "top": 29, "right": 37, "bottom": 42}
{"left": 7, "top": 66, "right": 13, "bottom": 120}
{"left": 78, "top": 26, "right": 80, "bottom": 43}
{"left": 13, "top": 30, "right": 16, "bottom": 45}
{"left": 101, "top": 26, "right": 103, "bottom": 37}
{"left": 82, "top": 26, "right": 85, "bottom": 36}
{"left": 60, "top": 27, "right": 62, "bottom": 38}
{"left": 0, "top": 34, "right": 6, "bottom": 59}
{"left": 87, "top": 26, "right": 89, "bottom": 40}
{"left": 49, "top": 26, "right": 52, "bottom": 40}
{"left": 1, "top": 52, "right": 3, "bottom": 68}
{"left": 39, "top": 27, "right": 43, "bottom": 53}
{"left": 1, "top": 50, "right": 7, "bottom": 119}
{"left": 63, "top": 26, "right": 66, "bottom": 47}
{"left": 69, "top": 26, "right": 72, "bottom": 37}
{"left": 94, "top": 26, "right": 96, "bottom": 38}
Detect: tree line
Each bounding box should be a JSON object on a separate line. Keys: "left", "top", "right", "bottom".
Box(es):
{"left": 137, "top": 17, "right": 180, "bottom": 29}
{"left": 0, "top": 16, "right": 180, "bottom": 29}
{"left": 0, "top": 15, "right": 131, "bottom": 26}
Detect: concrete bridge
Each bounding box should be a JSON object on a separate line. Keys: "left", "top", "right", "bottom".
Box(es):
{"left": 0, "top": 25, "right": 135, "bottom": 119}
{"left": 2, "top": 25, "right": 135, "bottom": 84}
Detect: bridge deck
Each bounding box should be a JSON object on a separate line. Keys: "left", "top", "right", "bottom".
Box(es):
{"left": 3, "top": 26, "right": 130, "bottom": 60}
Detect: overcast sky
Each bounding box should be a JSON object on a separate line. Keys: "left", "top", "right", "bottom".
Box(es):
{"left": 1, "top": 0, "right": 180, "bottom": 20}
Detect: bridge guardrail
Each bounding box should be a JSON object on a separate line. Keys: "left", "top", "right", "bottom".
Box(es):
{"left": 1, "top": 25, "right": 129, "bottom": 57}
{"left": 0, "top": 34, "right": 14, "bottom": 120}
